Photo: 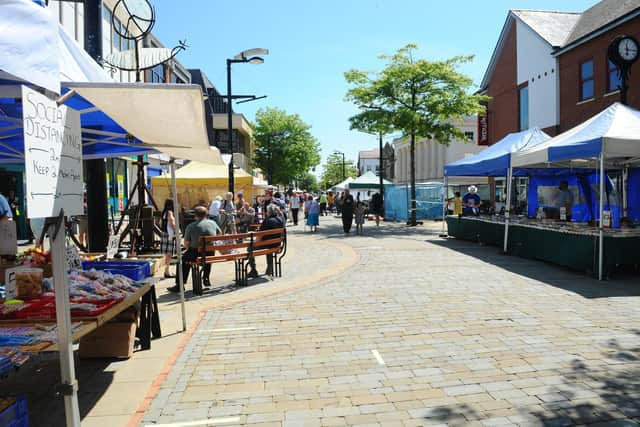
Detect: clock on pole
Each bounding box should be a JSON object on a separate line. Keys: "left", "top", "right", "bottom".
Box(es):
{"left": 608, "top": 35, "right": 639, "bottom": 104}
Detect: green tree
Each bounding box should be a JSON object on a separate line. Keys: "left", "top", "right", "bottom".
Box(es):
{"left": 345, "top": 44, "right": 488, "bottom": 225}
{"left": 297, "top": 172, "right": 319, "bottom": 192}
{"left": 252, "top": 107, "right": 321, "bottom": 186}
{"left": 320, "top": 152, "right": 357, "bottom": 189}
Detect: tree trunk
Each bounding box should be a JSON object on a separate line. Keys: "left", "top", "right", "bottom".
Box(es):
{"left": 409, "top": 132, "right": 417, "bottom": 226}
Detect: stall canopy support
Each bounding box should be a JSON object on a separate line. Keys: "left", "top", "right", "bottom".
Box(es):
{"left": 598, "top": 151, "right": 605, "bottom": 281}
{"left": 439, "top": 176, "right": 448, "bottom": 237}
{"left": 49, "top": 210, "right": 81, "bottom": 426}
{"left": 171, "top": 160, "right": 187, "bottom": 331}
{"left": 503, "top": 166, "right": 513, "bottom": 254}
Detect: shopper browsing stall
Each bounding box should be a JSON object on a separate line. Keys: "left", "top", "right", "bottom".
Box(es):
{"left": 555, "top": 180, "right": 574, "bottom": 221}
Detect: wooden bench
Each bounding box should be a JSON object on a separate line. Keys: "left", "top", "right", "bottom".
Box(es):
{"left": 190, "top": 228, "right": 286, "bottom": 294}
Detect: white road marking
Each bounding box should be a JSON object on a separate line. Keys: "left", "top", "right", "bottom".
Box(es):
{"left": 148, "top": 417, "right": 241, "bottom": 427}
{"left": 371, "top": 349, "right": 386, "bottom": 365}
{"left": 201, "top": 327, "right": 256, "bottom": 333}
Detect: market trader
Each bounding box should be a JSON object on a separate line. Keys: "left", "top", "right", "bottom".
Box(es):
{"left": 555, "top": 180, "right": 574, "bottom": 221}
{"left": 462, "top": 185, "right": 481, "bottom": 216}
{"left": 168, "top": 205, "right": 220, "bottom": 294}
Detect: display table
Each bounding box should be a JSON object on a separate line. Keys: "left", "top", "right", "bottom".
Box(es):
{"left": 446, "top": 216, "right": 640, "bottom": 276}
{"left": 0, "top": 283, "right": 160, "bottom": 353}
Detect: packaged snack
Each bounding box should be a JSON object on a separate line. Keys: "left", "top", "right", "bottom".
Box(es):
{"left": 14, "top": 268, "right": 43, "bottom": 299}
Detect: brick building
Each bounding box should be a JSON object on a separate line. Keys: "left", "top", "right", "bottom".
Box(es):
{"left": 479, "top": 0, "right": 640, "bottom": 145}
{"left": 555, "top": 1, "right": 640, "bottom": 130}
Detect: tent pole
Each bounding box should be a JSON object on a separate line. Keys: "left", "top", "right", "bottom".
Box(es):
{"left": 50, "top": 214, "right": 81, "bottom": 427}
{"left": 622, "top": 167, "right": 628, "bottom": 218}
{"left": 171, "top": 160, "right": 187, "bottom": 331}
{"left": 503, "top": 166, "right": 513, "bottom": 254}
{"left": 440, "top": 175, "right": 448, "bottom": 237}
{"left": 598, "top": 151, "right": 605, "bottom": 281}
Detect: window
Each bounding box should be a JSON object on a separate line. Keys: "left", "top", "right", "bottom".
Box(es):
{"left": 519, "top": 85, "right": 529, "bottom": 131}
{"left": 464, "top": 131, "right": 474, "bottom": 141}
{"left": 112, "top": 16, "right": 122, "bottom": 51}
{"left": 607, "top": 60, "right": 621, "bottom": 93}
{"left": 580, "top": 60, "right": 594, "bottom": 100}
{"left": 149, "top": 64, "right": 164, "bottom": 83}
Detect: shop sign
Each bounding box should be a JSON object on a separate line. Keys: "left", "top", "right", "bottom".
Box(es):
{"left": 0, "top": 221, "right": 17, "bottom": 255}
{"left": 66, "top": 244, "right": 83, "bottom": 271}
{"left": 477, "top": 112, "right": 489, "bottom": 146}
{"left": 22, "top": 86, "right": 83, "bottom": 218}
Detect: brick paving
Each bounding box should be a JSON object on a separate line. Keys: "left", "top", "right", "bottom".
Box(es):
{"left": 141, "top": 217, "right": 640, "bottom": 427}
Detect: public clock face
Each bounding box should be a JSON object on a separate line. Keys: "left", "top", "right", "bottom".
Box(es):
{"left": 618, "top": 37, "right": 638, "bottom": 61}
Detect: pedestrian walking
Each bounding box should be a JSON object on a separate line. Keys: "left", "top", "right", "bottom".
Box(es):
{"left": 208, "top": 195, "right": 222, "bottom": 225}
{"left": 355, "top": 201, "right": 365, "bottom": 235}
{"left": 306, "top": 195, "right": 319, "bottom": 232}
{"left": 289, "top": 191, "right": 301, "bottom": 225}
{"left": 336, "top": 192, "right": 343, "bottom": 216}
{"left": 341, "top": 189, "right": 354, "bottom": 234}
{"left": 160, "top": 199, "right": 177, "bottom": 278}
{"left": 370, "top": 191, "right": 383, "bottom": 226}
{"left": 319, "top": 191, "right": 328, "bottom": 216}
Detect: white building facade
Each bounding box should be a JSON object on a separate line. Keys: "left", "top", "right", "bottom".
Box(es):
{"left": 393, "top": 116, "right": 485, "bottom": 184}
{"left": 357, "top": 149, "right": 380, "bottom": 176}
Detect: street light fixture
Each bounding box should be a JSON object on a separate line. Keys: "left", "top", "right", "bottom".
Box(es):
{"left": 226, "top": 48, "right": 269, "bottom": 194}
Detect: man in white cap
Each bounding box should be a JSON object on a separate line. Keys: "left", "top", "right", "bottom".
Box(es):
{"left": 463, "top": 185, "right": 481, "bottom": 216}
{"left": 209, "top": 195, "right": 222, "bottom": 225}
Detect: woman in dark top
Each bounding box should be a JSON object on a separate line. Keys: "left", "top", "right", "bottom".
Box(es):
{"left": 341, "top": 189, "right": 355, "bottom": 234}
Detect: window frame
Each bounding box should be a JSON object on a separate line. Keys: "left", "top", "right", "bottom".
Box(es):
{"left": 579, "top": 59, "right": 595, "bottom": 101}
{"left": 518, "top": 84, "right": 529, "bottom": 131}
{"left": 606, "top": 58, "right": 621, "bottom": 94}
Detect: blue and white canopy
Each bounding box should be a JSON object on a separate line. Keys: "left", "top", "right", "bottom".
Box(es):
{"left": 444, "top": 127, "right": 550, "bottom": 177}
{"left": 512, "top": 103, "right": 640, "bottom": 168}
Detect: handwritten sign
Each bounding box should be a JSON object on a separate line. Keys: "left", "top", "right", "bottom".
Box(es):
{"left": 22, "top": 86, "right": 83, "bottom": 219}
{"left": 66, "top": 244, "right": 83, "bottom": 271}
{"left": 106, "top": 234, "right": 120, "bottom": 259}
{"left": 0, "top": 221, "right": 17, "bottom": 255}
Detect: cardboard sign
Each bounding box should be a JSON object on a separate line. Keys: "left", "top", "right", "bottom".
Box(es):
{"left": 66, "top": 244, "right": 83, "bottom": 271}
{"left": 22, "top": 86, "right": 83, "bottom": 218}
{"left": 106, "top": 234, "right": 120, "bottom": 259}
{"left": 4, "top": 267, "right": 17, "bottom": 300}
{"left": 0, "top": 221, "right": 17, "bottom": 255}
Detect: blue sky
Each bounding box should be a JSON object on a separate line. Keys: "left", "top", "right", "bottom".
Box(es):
{"left": 153, "top": 0, "right": 598, "bottom": 169}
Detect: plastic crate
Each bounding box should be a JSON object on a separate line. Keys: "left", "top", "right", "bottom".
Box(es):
{"left": 0, "top": 396, "right": 28, "bottom": 427}
{"left": 81, "top": 261, "right": 151, "bottom": 281}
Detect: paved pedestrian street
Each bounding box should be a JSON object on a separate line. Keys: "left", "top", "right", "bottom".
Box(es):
{"left": 141, "top": 217, "right": 640, "bottom": 427}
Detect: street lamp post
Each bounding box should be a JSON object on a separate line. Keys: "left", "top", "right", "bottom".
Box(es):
{"left": 226, "top": 48, "right": 268, "bottom": 194}
{"left": 334, "top": 150, "right": 346, "bottom": 181}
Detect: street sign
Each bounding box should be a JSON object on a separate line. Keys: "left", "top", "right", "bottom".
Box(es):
{"left": 22, "top": 86, "right": 83, "bottom": 219}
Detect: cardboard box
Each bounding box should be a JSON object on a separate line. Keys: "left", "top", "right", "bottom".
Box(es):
{"left": 79, "top": 321, "right": 136, "bottom": 359}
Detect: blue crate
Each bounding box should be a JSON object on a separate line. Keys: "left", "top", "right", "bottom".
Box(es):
{"left": 0, "top": 396, "right": 28, "bottom": 427}
{"left": 81, "top": 261, "right": 151, "bottom": 281}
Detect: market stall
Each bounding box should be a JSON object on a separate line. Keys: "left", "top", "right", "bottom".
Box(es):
{"left": 0, "top": 2, "right": 221, "bottom": 424}
{"left": 151, "top": 161, "right": 256, "bottom": 209}
{"left": 347, "top": 171, "right": 391, "bottom": 201}
{"left": 443, "top": 127, "right": 551, "bottom": 249}
{"left": 445, "top": 104, "right": 640, "bottom": 279}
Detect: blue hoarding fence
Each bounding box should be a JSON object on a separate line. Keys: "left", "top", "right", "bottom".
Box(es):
{"left": 384, "top": 182, "right": 443, "bottom": 221}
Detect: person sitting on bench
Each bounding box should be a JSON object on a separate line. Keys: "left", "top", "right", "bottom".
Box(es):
{"left": 168, "top": 206, "right": 220, "bottom": 293}
{"left": 248, "top": 204, "right": 284, "bottom": 278}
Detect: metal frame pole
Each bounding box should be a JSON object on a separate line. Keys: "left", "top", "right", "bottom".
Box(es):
{"left": 171, "top": 161, "right": 187, "bottom": 331}
{"left": 622, "top": 167, "right": 628, "bottom": 218}
{"left": 50, "top": 217, "right": 81, "bottom": 426}
{"left": 226, "top": 59, "right": 235, "bottom": 194}
{"left": 440, "top": 175, "right": 448, "bottom": 237}
{"left": 503, "top": 166, "right": 513, "bottom": 254}
{"left": 598, "top": 150, "right": 605, "bottom": 281}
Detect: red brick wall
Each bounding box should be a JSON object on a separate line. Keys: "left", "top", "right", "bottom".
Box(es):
{"left": 486, "top": 21, "right": 519, "bottom": 145}
{"left": 558, "top": 16, "right": 640, "bottom": 131}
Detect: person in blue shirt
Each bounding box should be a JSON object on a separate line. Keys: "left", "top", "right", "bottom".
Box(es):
{"left": 462, "top": 185, "right": 481, "bottom": 216}
{"left": 0, "top": 193, "right": 13, "bottom": 221}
